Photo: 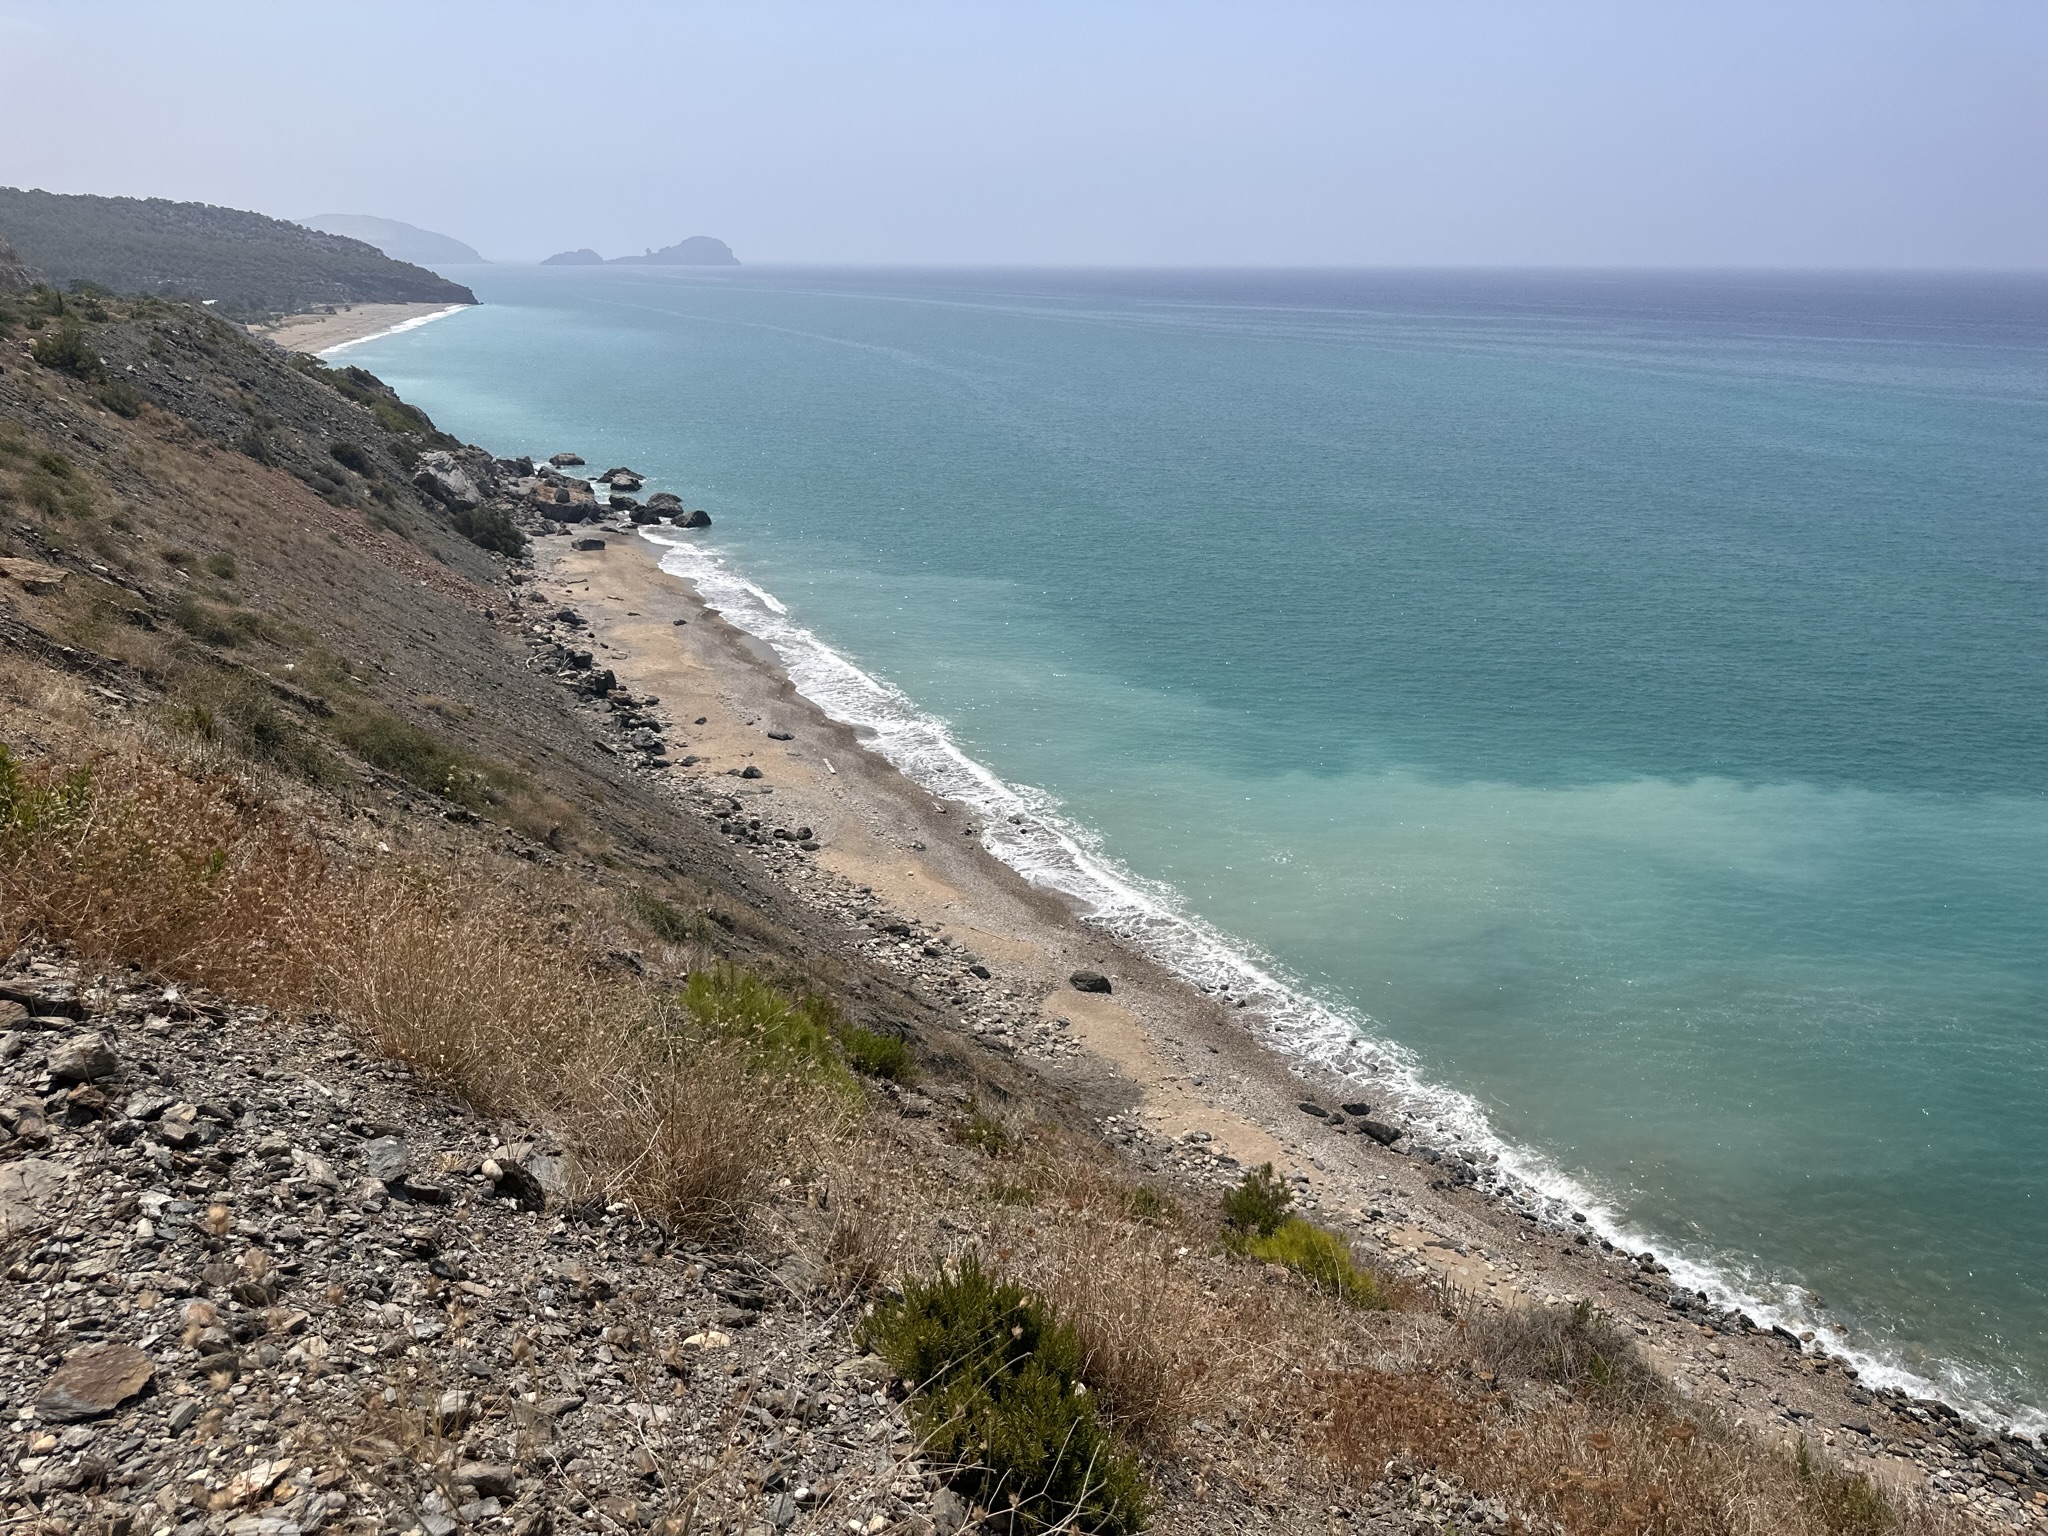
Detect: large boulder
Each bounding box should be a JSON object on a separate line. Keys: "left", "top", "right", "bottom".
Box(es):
{"left": 412, "top": 450, "right": 483, "bottom": 510}
{"left": 677, "top": 508, "right": 712, "bottom": 529}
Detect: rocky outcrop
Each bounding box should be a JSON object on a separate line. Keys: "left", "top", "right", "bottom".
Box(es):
{"left": 540, "top": 249, "right": 604, "bottom": 266}
{"left": 410, "top": 448, "right": 496, "bottom": 511}
{"left": 0, "top": 234, "right": 36, "bottom": 292}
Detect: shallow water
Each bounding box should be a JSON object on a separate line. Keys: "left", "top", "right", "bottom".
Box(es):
{"left": 343, "top": 266, "right": 2048, "bottom": 1428}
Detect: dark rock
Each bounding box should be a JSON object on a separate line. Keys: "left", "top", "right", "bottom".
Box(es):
{"left": 488, "top": 1160, "right": 547, "bottom": 1213}
{"left": 1296, "top": 1102, "right": 1328, "bottom": 1119}
{"left": 678, "top": 509, "right": 712, "bottom": 528}
{"left": 549, "top": 452, "right": 587, "bottom": 465}
{"left": 49, "top": 1033, "right": 118, "bottom": 1083}
{"left": 629, "top": 505, "right": 661, "bottom": 525}
{"left": 1340, "top": 1102, "right": 1372, "bottom": 1117}
{"left": 455, "top": 1464, "right": 520, "bottom": 1500}
{"left": 607, "top": 495, "right": 639, "bottom": 511}
{"left": 647, "top": 492, "right": 684, "bottom": 510}
{"left": 766, "top": 730, "right": 793, "bottom": 741}
{"left": 739, "top": 765, "right": 764, "bottom": 780}
{"left": 1069, "top": 970, "right": 1112, "bottom": 994}
{"left": 571, "top": 537, "right": 606, "bottom": 552}
{"left": 37, "top": 1343, "right": 154, "bottom": 1422}
{"left": 598, "top": 467, "right": 642, "bottom": 484}
{"left": 1357, "top": 1119, "right": 1404, "bottom": 1146}
{"left": 968, "top": 964, "right": 991, "bottom": 979}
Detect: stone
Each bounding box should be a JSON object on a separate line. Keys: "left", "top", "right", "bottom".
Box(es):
{"left": 454, "top": 1463, "right": 520, "bottom": 1499}
{"left": 740, "top": 765, "right": 764, "bottom": 780}
{"left": 488, "top": 1159, "right": 548, "bottom": 1212}
{"left": 678, "top": 509, "right": 712, "bottom": 528}
{"left": 1070, "top": 970, "right": 1113, "bottom": 994}
{"left": 1297, "top": 1101, "right": 1328, "bottom": 1119}
{"left": 0, "top": 1157, "right": 72, "bottom": 1235}
{"left": 647, "top": 492, "right": 684, "bottom": 510}
{"left": 360, "top": 1135, "right": 409, "bottom": 1183}
{"left": 37, "top": 1343, "right": 154, "bottom": 1422}
{"left": 166, "top": 1399, "right": 202, "bottom": 1434}
{"left": 766, "top": 730, "right": 793, "bottom": 741}
{"left": 1358, "top": 1118, "right": 1404, "bottom": 1146}
{"left": 0, "top": 557, "right": 69, "bottom": 595}
{"left": 48, "top": 1032, "right": 118, "bottom": 1082}
{"left": 571, "top": 537, "right": 607, "bottom": 552}
{"left": 549, "top": 452, "right": 586, "bottom": 466}
{"left": 629, "top": 505, "right": 662, "bottom": 525}
{"left": 411, "top": 451, "right": 484, "bottom": 510}
{"left": 431, "top": 1389, "right": 479, "bottom": 1432}
{"left": 968, "top": 964, "right": 991, "bottom": 979}
{"left": 1340, "top": 1101, "right": 1372, "bottom": 1117}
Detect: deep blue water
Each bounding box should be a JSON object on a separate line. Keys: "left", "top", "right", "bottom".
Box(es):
{"left": 341, "top": 266, "right": 2048, "bottom": 1428}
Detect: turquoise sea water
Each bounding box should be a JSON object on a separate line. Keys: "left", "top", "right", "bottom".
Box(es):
{"left": 339, "top": 267, "right": 2048, "bottom": 1429}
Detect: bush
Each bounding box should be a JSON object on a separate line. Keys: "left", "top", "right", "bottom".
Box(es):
{"left": 842, "top": 1023, "right": 917, "bottom": 1083}
{"left": 1238, "top": 1217, "right": 1384, "bottom": 1307}
{"left": 956, "top": 1101, "right": 1013, "bottom": 1156}
{"left": 681, "top": 963, "right": 852, "bottom": 1090}
{"left": 861, "top": 1256, "right": 1147, "bottom": 1535}
{"left": 1220, "top": 1162, "right": 1292, "bottom": 1238}
{"left": 330, "top": 705, "right": 498, "bottom": 811}
{"left": 31, "top": 322, "right": 103, "bottom": 380}
{"left": 329, "top": 441, "right": 373, "bottom": 475}
{"left": 96, "top": 380, "right": 144, "bottom": 418}
{"left": 1464, "top": 1297, "right": 1660, "bottom": 1406}
{"left": 450, "top": 502, "right": 528, "bottom": 557}
{"left": 626, "top": 888, "right": 705, "bottom": 945}
{"left": 203, "top": 552, "right": 237, "bottom": 580}
{"left": 170, "top": 597, "right": 266, "bottom": 648}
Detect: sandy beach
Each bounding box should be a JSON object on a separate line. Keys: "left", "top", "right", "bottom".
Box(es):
{"left": 522, "top": 521, "right": 1963, "bottom": 1506}
{"left": 246, "top": 300, "right": 470, "bottom": 355}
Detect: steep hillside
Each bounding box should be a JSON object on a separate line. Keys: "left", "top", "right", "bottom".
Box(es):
{"left": 0, "top": 188, "right": 475, "bottom": 319}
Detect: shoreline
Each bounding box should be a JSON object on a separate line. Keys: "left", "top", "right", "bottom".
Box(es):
{"left": 521, "top": 517, "right": 2037, "bottom": 1512}
{"left": 245, "top": 300, "right": 471, "bottom": 355}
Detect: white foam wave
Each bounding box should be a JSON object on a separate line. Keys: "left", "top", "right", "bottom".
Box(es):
{"left": 640, "top": 524, "right": 2044, "bottom": 1439}
{"left": 319, "top": 304, "right": 470, "bottom": 356}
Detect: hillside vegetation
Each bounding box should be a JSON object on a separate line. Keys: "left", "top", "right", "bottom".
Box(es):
{"left": 0, "top": 187, "right": 475, "bottom": 319}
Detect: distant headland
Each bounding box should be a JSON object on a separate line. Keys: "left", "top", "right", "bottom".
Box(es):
{"left": 542, "top": 236, "right": 738, "bottom": 267}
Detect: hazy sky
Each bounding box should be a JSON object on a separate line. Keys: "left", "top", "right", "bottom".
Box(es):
{"left": 3, "top": 0, "right": 2042, "bottom": 266}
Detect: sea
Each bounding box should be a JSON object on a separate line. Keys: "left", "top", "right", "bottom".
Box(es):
{"left": 333, "top": 265, "right": 2048, "bottom": 1433}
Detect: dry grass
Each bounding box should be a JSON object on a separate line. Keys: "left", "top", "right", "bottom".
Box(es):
{"left": 0, "top": 718, "right": 826, "bottom": 1236}
{"left": 1317, "top": 1299, "right": 1964, "bottom": 1536}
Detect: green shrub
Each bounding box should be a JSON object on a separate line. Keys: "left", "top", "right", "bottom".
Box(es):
{"left": 861, "top": 1256, "right": 1147, "bottom": 1536}
{"left": 842, "top": 1024, "right": 917, "bottom": 1083}
{"left": 202, "top": 552, "right": 238, "bottom": 580}
{"left": 956, "top": 1101, "right": 1013, "bottom": 1157}
{"left": 627, "top": 888, "right": 705, "bottom": 944}
{"left": 0, "top": 745, "right": 93, "bottom": 850}
{"left": 450, "top": 502, "right": 528, "bottom": 557}
{"left": 1220, "top": 1162, "right": 1292, "bottom": 1238}
{"left": 681, "top": 963, "right": 852, "bottom": 1089}
{"left": 170, "top": 597, "right": 266, "bottom": 648}
{"left": 329, "top": 441, "right": 373, "bottom": 475}
{"left": 1793, "top": 1436, "right": 1892, "bottom": 1536}
{"left": 22, "top": 453, "right": 94, "bottom": 519}
{"left": 31, "top": 323, "right": 104, "bottom": 381}
{"left": 96, "top": 380, "right": 144, "bottom": 418}
{"left": 1238, "top": 1217, "right": 1384, "bottom": 1307}
{"left": 1127, "top": 1187, "right": 1175, "bottom": 1224}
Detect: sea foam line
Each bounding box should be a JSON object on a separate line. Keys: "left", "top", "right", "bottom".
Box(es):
{"left": 639, "top": 524, "right": 2043, "bottom": 1439}
{"left": 319, "top": 304, "right": 470, "bottom": 356}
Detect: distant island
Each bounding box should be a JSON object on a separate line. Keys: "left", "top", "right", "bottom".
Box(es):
{"left": 0, "top": 186, "right": 475, "bottom": 318}
{"left": 541, "top": 236, "right": 738, "bottom": 267}
{"left": 301, "top": 214, "right": 485, "bottom": 269}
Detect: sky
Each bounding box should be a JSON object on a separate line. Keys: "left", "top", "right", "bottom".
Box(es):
{"left": 1, "top": 0, "right": 2042, "bottom": 267}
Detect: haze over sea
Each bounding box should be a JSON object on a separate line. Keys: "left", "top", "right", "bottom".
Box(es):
{"left": 342, "top": 265, "right": 2048, "bottom": 1428}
